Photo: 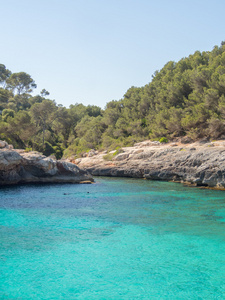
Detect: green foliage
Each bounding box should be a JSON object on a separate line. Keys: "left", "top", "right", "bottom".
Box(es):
{"left": 0, "top": 88, "right": 13, "bottom": 110}
{"left": 6, "top": 72, "right": 37, "bottom": 95}
{"left": 113, "top": 146, "right": 123, "bottom": 156}
{"left": 42, "top": 142, "right": 55, "bottom": 157}
{"left": 40, "top": 89, "right": 50, "bottom": 97}
{"left": 53, "top": 145, "right": 64, "bottom": 159}
{"left": 0, "top": 64, "right": 11, "bottom": 86}
{"left": 159, "top": 137, "right": 169, "bottom": 143}
{"left": 103, "top": 152, "right": 114, "bottom": 161}
{"left": 103, "top": 147, "right": 123, "bottom": 161}
{"left": 1, "top": 41, "right": 225, "bottom": 157}
{"left": 2, "top": 109, "right": 14, "bottom": 121}
{"left": 30, "top": 99, "right": 58, "bottom": 147}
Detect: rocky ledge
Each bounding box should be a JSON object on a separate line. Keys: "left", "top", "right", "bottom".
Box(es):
{"left": 0, "top": 141, "right": 93, "bottom": 185}
{"left": 75, "top": 140, "right": 225, "bottom": 190}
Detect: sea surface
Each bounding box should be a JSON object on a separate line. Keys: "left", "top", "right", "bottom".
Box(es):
{"left": 1, "top": 177, "right": 225, "bottom": 299}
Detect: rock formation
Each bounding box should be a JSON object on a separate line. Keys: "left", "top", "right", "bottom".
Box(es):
{"left": 76, "top": 140, "right": 225, "bottom": 190}
{"left": 0, "top": 141, "right": 93, "bottom": 185}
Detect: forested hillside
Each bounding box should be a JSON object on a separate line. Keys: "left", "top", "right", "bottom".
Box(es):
{"left": 1, "top": 42, "right": 225, "bottom": 158}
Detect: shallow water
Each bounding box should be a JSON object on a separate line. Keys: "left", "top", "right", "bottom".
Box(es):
{"left": 1, "top": 177, "right": 225, "bottom": 299}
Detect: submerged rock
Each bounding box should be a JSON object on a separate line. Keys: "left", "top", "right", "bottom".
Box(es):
{"left": 0, "top": 147, "right": 93, "bottom": 185}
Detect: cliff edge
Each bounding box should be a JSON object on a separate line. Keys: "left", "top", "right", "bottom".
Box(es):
{"left": 76, "top": 140, "right": 225, "bottom": 190}
{"left": 0, "top": 141, "right": 93, "bottom": 185}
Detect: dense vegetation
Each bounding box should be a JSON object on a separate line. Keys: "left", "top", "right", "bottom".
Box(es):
{"left": 1, "top": 42, "right": 225, "bottom": 158}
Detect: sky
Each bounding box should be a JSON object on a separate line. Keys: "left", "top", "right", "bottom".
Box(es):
{"left": 1, "top": 0, "right": 225, "bottom": 108}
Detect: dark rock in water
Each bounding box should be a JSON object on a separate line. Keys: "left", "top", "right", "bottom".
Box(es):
{"left": 0, "top": 145, "right": 93, "bottom": 185}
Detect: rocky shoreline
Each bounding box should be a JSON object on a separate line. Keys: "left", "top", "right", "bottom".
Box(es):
{"left": 1, "top": 139, "right": 225, "bottom": 190}
{"left": 75, "top": 140, "right": 225, "bottom": 190}
{"left": 0, "top": 141, "right": 93, "bottom": 185}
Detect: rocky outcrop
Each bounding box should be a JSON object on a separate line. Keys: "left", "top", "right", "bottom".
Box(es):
{"left": 0, "top": 142, "right": 93, "bottom": 185}
{"left": 76, "top": 140, "right": 225, "bottom": 190}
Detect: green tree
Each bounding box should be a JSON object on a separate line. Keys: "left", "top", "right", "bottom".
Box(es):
{"left": 0, "top": 64, "right": 11, "bottom": 87}
{"left": 40, "top": 89, "right": 50, "bottom": 97}
{"left": 7, "top": 110, "right": 37, "bottom": 148}
{"left": 30, "top": 100, "right": 58, "bottom": 148}
{"left": 0, "top": 88, "right": 13, "bottom": 110}
{"left": 6, "top": 72, "right": 37, "bottom": 95}
{"left": 2, "top": 108, "right": 15, "bottom": 122}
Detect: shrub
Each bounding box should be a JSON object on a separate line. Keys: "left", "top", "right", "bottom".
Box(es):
{"left": 113, "top": 146, "right": 124, "bottom": 156}
{"left": 159, "top": 137, "right": 169, "bottom": 143}
{"left": 43, "top": 142, "right": 54, "bottom": 157}
{"left": 103, "top": 153, "right": 114, "bottom": 161}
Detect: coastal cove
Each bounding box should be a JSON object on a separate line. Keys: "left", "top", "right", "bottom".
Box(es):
{"left": 1, "top": 5, "right": 225, "bottom": 299}
{"left": 1, "top": 177, "right": 225, "bottom": 299}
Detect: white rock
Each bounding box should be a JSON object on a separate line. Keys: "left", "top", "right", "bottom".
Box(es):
{"left": 0, "top": 141, "right": 7, "bottom": 148}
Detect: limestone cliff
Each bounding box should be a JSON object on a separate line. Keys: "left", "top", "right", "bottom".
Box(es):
{"left": 0, "top": 141, "right": 93, "bottom": 185}
{"left": 76, "top": 140, "right": 225, "bottom": 190}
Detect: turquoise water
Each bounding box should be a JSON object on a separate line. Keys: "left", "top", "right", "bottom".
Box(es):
{"left": 1, "top": 177, "right": 225, "bottom": 299}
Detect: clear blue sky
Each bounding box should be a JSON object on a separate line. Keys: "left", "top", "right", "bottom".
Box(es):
{"left": 1, "top": 0, "right": 225, "bottom": 108}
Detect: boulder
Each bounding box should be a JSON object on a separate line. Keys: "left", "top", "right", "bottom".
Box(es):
{"left": 0, "top": 149, "right": 93, "bottom": 185}
{"left": 0, "top": 141, "right": 7, "bottom": 148}
{"left": 0, "top": 140, "right": 13, "bottom": 149}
